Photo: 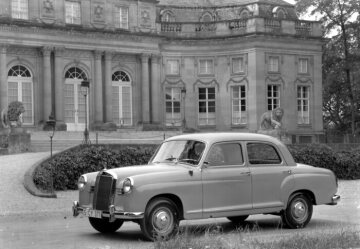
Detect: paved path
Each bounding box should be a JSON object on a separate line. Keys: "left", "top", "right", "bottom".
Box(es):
{"left": 0, "top": 152, "right": 77, "bottom": 217}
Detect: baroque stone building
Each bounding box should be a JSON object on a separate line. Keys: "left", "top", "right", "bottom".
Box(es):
{"left": 0, "top": 0, "right": 324, "bottom": 142}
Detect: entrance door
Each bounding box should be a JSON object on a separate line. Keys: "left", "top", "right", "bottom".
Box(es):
{"left": 64, "top": 79, "right": 86, "bottom": 131}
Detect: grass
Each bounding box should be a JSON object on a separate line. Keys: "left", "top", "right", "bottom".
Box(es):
{"left": 151, "top": 225, "right": 360, "bottom": 249}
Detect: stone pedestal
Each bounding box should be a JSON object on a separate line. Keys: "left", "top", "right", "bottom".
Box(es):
{"left": 8, "top": 129, "right": 31, "bottom": 154}
{"left": 258, "top": 129, "right": 291, "bottom": 144}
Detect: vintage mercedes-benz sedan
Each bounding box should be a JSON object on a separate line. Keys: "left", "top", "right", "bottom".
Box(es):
{"left": 72, "top": 133, "right": 340, "bottom": 240}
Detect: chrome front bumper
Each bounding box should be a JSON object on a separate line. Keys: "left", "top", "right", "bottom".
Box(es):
{"left": 72, "top": 201, "right": 144, "bottom": 220}
{"left": 329, "top": 195, "right": 341, "bottom": 205}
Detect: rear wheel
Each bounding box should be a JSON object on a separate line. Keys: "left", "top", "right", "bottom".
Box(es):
{"left": 227, "top": 215, "right": 249, "bottom": 224}
{"left": 89, "top": 217, "right": 124, "bottom": 233}
{"left": 282, "top": 193, "right": 313, "bottom": 228}
{"left": 140, "top": 198, "right": 179, "bottom": 241}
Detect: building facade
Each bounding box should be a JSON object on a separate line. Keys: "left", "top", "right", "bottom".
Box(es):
{"left": 0, "top": 0, "right": 324, "bottom": 142}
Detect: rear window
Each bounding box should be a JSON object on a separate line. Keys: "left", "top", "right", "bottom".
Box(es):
{"left": 247, "top": 143, "right": 282, "bottom": 165}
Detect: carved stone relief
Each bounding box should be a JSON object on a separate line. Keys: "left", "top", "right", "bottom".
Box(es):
{"left": 41, "top": 0, "right": 55, "bottom": 20}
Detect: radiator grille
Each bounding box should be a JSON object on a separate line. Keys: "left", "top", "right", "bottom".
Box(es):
{"left": 93, "top": 172, "right": 116, "bottom": 211}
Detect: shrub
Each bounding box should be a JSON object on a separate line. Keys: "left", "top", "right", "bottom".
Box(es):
{"left": 288, "top": 144, "right": 360, "bottom": 180}
{"left": 33, "top": 144, "right": 157, "bottom": 191}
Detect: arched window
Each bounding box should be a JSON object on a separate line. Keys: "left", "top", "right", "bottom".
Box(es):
{"left": 65, "top": 67, "right": 88, "bottom": 80}
{"left": 161, "top": 11, "right": 175, "bottom": 22}
{"left": 273, "top": 7, "right": 287, "bottom": 19}
{"left": 112, "top": 71, "right": 130, "bottom": 82}
{"left": 239, "top": 9, "right": 250, "bottom": 19}
{"left": 200, "top": 12, "right": 213, "bottom": 22}
{"left": 112, "top": 71, "right": 132, "bottom": 126}
{"left": 7, "top": 65, "right": 33, "bottom": 125}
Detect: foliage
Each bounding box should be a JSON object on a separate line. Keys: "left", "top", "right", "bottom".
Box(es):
{"left": 33, "top": 144, "right": 157, "bottom": 191}
{"left": 288, "top": 144, "right": 360, "bottom": 179}
{"left": 7, "top": 101, "right": 25, "bottom": 124}
{"left": 152, "top": 226, "right": 360, "bottom": 249}
{"left": 295, "top": 0, "right": 360, "bottom": 134}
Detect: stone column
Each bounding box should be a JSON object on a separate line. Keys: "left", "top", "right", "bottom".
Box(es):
{"left": 54, "top": 47, "right": 64, "bottom": 122}
{"left": 104, "top": 51, "right": 113, "bottom": 123}
{"left": 0, "top": 46, "right": 7, "bottom": 112}
{"left": 141, "top": 54, "right": 150, "bottom": 123}
{"left": 94, "top": 50, "right": 103, "bottom": 123}
{"left": 151, "top": 54, "right": 161, "bottom": 123}
{"left": 42, "top": 46, "right": 52, "bottom": 121}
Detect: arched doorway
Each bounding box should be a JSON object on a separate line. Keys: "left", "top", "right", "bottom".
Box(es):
{"left": 112, "top": 71, "right": 132, "bottom": 126}
{"left": 64, "top": 67, "right": 88, "bottom": 131}
{"left": 7, "top": 65, "right": 33, "bottom": 125}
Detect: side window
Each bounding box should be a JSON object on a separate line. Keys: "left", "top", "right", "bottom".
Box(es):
{"left": 206, "top": 143, "right": 243, "bottom": 166}
{"left": 247, "top": 143, "right": 281, "bottom": 165}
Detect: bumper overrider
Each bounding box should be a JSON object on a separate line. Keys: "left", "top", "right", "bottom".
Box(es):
{"left": 72, "top": 201, "right": 144, "bottom": 220}
{"left": 329, "top": 195, "right": 341, "bottom": 205}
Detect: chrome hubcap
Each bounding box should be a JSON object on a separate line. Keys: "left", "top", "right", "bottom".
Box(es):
{"left": 292, "top": 200, "right": 308, "bottom": 222}
{"left": 153, "top": 209, "right": 173, "bottom": 234}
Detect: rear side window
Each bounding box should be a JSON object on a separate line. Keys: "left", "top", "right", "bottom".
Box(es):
{"left": 247, "top": 143, "right": 281, "bottom": 165}
{"left": 206, "top": 143, "right": 243, "bottom": 166}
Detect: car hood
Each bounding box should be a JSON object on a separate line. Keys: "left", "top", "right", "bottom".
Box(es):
{"left": 88, "top": 163, "right": 192, "bottom": 179}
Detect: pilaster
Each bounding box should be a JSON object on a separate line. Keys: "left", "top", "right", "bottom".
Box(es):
{"left": 54, "top": 47, "right": 65, "bottom": 122}
{"left": 0, "top": 45, "right": 8, "bottom": 112}
{"left": 151, "top": 54, "right": 161, "bottom": 123}
{"left": 94, "top": 50, "right": 103, "bottom": 123}
{"left": 141, "top": 53, "right": 150, "bottom": 123}
{"left": 104, "top": 51, "right": 113, "bottom": 123}
{"left": 42, "top": 46, "right": 53, "bottom": 121}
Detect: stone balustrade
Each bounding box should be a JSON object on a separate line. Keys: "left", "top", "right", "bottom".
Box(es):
{"left": 158, "top": 17, "right": 322, "bottom": 38}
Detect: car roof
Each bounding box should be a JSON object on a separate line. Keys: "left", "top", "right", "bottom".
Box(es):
{"left": 166, "top": 132, "right": 283, "bottom": 145}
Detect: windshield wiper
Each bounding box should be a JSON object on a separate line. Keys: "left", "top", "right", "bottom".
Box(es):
{"left": 165, "top": 156, "right": 178, "bottom": 162}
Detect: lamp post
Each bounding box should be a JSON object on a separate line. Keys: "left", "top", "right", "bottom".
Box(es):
{"left": 81, "top": 80, "right": 90, "bottom": 145}
{"left": 181, "top": 88, "right": 187, "bottom": 130}
{"left": 46, "top": 113, "right": 56, "bottom": 158}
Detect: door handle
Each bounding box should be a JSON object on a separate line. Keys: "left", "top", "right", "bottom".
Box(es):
{"left": 241, "top": 172, "right": 251, "bottom": 176}
{"left": 283, "top": 170, "right": 292, "bottom": 175}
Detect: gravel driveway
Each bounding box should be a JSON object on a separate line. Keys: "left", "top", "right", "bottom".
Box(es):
{"left": 0, "top": 152, "right": 359, "bottom": 221}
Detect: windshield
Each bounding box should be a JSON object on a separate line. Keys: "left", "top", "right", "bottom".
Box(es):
{"left": 151, "top": 140, "right": 206, "bottom": 166}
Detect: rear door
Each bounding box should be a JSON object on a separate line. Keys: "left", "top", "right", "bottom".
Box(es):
{"left": 201, "top": 142, "right": 252, "bottom": 218}
{"left": 246, "top": 142, "right": 295, "bottom": 210}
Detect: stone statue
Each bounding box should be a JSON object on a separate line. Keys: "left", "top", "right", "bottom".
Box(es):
{"left": 258, "top": 107, "right": 290, "bottom": 143}
{"left": 260, "top": 107, "right": 284, "bottom": 131}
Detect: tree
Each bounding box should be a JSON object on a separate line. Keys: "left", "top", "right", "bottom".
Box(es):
{"left": 295, "top": 0, "right": 360, "bottom": 135}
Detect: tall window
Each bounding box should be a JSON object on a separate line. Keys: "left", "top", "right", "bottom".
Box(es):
{"left": 232, "top": 85, "right": 247, "bottom": 124}
{"left": 198, "top": 87, "right": 216, "bottom": 125}
{"left": 112, "top": 71, "right": 132, "bottom": 126}
{"left": 166, "top": 60, "right": 180, "bottom": 75}
{"left": 267, "top": 85, "right": 280, "bottom": 110}
{"left": 199, "top": 59, "right": 214, "bottom": 75}
{"left": 298, "top": 58, "right": 309, "bottom": 74}
{"left": 232, "top": 57, "right": 245, "bottom": 74}
{"left": 11, "top": 0, "right": 29, "bottom": 19}
{"left": 268, "top": 56, "right": 279, "bottom": 73}
{"left": 297, "top": 86, "right": 310, "bottom": 124}
{"left": 7, "top": 65, "right": 33, "bottom": 125}
{"left": 165, "top": 88, "right": 181, "bottom": 126}
{"left": 65, "top": 1, "right": 81, "bottom": 24}
{"left": 114, "top": 6, "right": 129, "bottom": 29}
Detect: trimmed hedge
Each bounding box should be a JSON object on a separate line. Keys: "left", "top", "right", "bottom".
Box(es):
{"left": 288, "top": 144, "right": 360, "bottom": 180}
{"left": 33, "top": 144, "right": 157, "bottom": 191}
{"left": 33, "top": 143, "right": 360, "bottom": 192}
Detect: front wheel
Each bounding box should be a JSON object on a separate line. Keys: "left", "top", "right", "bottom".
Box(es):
{"left": 282, "top": 193, "right": 313, "bottom": 229}
{"left": 89, "top": 217, "right": 124, "bottom": 233}
{"left": 140, "top": 198, "right": 179, "bottom": 241}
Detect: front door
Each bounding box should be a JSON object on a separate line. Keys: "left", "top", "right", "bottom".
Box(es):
{"left": 64, "top": 79, "right": 86, "bottom": 131}
{"left": 201, "top": 142, "right": 252, "bottom": 218}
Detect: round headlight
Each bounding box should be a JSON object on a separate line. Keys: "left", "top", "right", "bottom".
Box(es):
{"left": 122, "top": 178, "right": 133, "bottom": 194}
{"left": 77, "top": 175, "right": 87, "bottom": 191}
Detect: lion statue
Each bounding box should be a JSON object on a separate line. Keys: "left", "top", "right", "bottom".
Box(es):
{"left": 259, "top": 107, "right": 284, "bottom": 131}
